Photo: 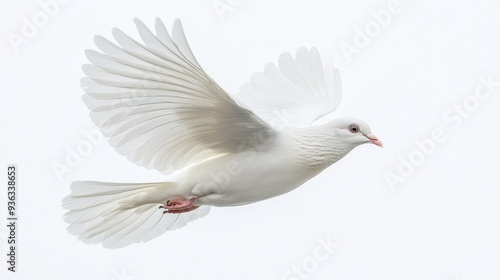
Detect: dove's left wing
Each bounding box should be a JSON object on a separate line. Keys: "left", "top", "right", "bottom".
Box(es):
{"left": 236, "top": 47, "right": 342, "bottom": 128}
{"left": 81, "top": 18, "right": 275, "bottom": 174}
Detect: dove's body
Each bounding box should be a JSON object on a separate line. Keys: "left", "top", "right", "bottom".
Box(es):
{"left": 63, "top": 18, "right": 381, "bottom": 248}
{"left": 176, "top": 151, "right": 304, "bottom": 207}
{"left": 172, "top": 126, "right": 354, "bottom": 207}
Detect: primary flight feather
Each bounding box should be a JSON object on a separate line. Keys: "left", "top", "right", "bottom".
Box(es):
{"left": 63, "top": 18, "right": 382, "bottom": 248}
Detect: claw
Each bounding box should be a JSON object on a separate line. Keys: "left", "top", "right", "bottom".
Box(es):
{"left": 160, "top": 197, "right": 199, "bottom": 214}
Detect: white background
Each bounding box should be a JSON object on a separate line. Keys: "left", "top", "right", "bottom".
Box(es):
{"left": 1, "top": 0, "right": 500, "bottom": 279}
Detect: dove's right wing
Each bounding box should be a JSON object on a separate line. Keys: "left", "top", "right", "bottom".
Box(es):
{"left": 236, "top": 47, "right": 342, "bottom": 128}
{"left": 82, "top": 18, "right": 275, "bottom": 174}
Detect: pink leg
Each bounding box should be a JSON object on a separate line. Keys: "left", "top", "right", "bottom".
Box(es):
{"left": 160, "top": 198, "right": 199, "bottom": 214}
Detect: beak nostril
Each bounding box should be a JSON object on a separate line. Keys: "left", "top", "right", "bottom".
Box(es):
{"left": 366, "top": 133, "right": 383, "bottom": 148}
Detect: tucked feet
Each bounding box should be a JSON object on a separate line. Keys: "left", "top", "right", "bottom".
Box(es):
{"left": 159, "top": 198, "right": 199, "bottom": 214}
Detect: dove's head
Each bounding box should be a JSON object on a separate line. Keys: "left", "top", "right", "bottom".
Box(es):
{"left": 329, "top": 117, "right": 383, "bottom": 148}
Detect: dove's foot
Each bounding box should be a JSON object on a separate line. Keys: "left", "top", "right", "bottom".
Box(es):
{"left": 159, "top": 198, "right": 199, "bottom": 214}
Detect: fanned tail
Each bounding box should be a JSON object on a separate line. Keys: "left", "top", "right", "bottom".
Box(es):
{"left": 62, "top": 181, "right": 210, "bottom": 248}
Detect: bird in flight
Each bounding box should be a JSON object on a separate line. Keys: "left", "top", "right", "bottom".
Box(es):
{"left": 63, "top": 18, "right": 382, "bottom": 248}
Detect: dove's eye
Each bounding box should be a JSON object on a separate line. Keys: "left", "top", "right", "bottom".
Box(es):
{"left": 348, "top": 124, "right": 360, "bottom": 133}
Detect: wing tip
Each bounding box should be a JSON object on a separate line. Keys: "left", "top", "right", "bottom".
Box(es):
{"left": 154, "top": 17, "right": 166, "bottom": 28}
{"left": 173, "top": 18, "right": 182, "bottom": 26}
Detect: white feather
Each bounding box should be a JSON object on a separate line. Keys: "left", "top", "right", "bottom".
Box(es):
{"left": 236, "top": 47, "right": 342, "bottom": 127}
{"left": 82, "top": 18, "right": 275, "bottom": 174}
{"left": 63, "top": 181, "right": 210, "bottom": 248}
{"left": 64, "top": 18, "right": 380, "bottom": 249}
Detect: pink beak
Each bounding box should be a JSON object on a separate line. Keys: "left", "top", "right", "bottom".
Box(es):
{"left": 366, "top": 133, "right": 383, "bottom": 148}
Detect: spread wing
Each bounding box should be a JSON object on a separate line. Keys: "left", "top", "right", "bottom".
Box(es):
{"left": 236, "top": 47, "right": 342, "bottom": 128}
{"left": 81, "top": 18, "right": 275, "bottom": 174}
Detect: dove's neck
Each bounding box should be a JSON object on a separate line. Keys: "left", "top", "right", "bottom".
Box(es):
{"left": 291, "top": 125, "right": 356, "bottom": 171}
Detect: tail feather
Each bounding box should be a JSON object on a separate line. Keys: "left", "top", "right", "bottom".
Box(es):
{"left": 63, "top": 181, "right": 210, "bottom": 248}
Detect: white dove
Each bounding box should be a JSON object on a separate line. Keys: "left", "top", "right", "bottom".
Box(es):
{"left": 63, "top": 18, "right": 383, "bottom": 248}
